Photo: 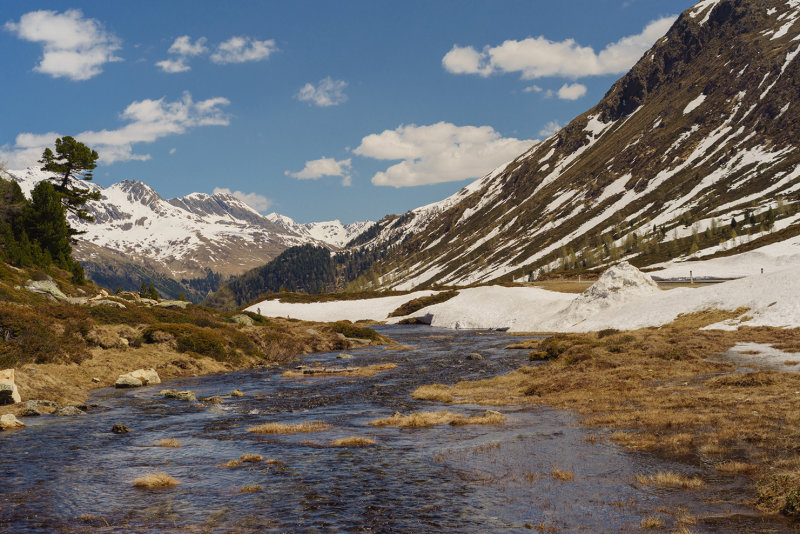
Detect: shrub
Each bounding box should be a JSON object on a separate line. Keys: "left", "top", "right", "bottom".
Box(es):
{"left": 328, "top": 321, "right": 381, "bottom": 341}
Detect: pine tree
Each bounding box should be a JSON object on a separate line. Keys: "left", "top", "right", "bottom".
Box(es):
{"left": 39, "top": 136, "right": 102, "bottom": 222}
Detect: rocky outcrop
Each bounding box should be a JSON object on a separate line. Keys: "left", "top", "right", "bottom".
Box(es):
{"left": 24, "top": 280, "right": 67, "bottom": 301}
{"left": 0, "top": 414, "right": 25, "bottom": 430}
{"left": 115, "top": 368, "right": 161, "bottom": 388}
{"left": 0, "top": 369, "right": 21, "bottom": 405}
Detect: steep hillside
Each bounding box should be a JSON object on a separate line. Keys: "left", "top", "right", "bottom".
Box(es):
{"left": 355, "top": 0, "right": 800, "bottom": 290}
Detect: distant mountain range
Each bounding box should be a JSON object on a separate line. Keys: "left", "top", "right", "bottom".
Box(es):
{"left": 3, "top": 167, "right": 374, "bottom": 301}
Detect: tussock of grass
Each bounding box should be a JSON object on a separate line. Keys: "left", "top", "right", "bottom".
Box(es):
{"left": 636, "top": 471, "right": 705, "bottom": 489}
{"left": 368, "top": 410, "right": 505, "bottom": 428}
{"left": 550, "top": 467, "right": 575, "bottom": 481}
{"left": 329, "top": 436, "right": 377, "bottom": 447}
{"left": 411, "top": 384, "right": 454, "bottom": 403}
{"left": 247, "top": 421, "right": 332, "bottom": 434}
{"left": 153, "top": 438, "right": 181, "bottom": 448}
{"left": 640, "top": 516, "right": 664, "bottom": 529}
{"left": 240, "top": 485, "right": 262, "bottom": 493}
{"left": 220, "top": 459, "right": 242, "bottom": 468}
{"left": 132, "top": 472, "right": 179, "bottom": 489}
{"left": 282, "top": 363, "right": 397, "bottom": 379}
{"left": 715, "top": 461, "right": 757, "bottom": 474}
{"left": 230, "top": 390, "right": 244, "bottom": 397}
{"left": 240, "top": 453, "right": 263, "bottom": 462}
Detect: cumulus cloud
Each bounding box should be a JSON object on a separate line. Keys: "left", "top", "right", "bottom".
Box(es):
{"left": 156, "top": 57, "right": 190, "bottom": 73}
{"left": 0, "top": 91, "right": 230, "bottom": 168}
{"left": 557, "top": 82, "right": 587, "bottom": 100}
{"left": 538, "top": 120, "right": 562, "bottom": 138}
{"left": 353, "top": 122, "right": 535, "bottom": 188}
{"left": 169, "top": 35, "right": 207, "bottom": 56}
{"left": 210, "top": 36, "right": 277, "bottom": 64}
{"left": 286, "top": 157, "right": 352, "bottom": 186}
{"left": 156, "top": 35, "right": 208, "bottom": 73}
{"left": 296, "top": 77, "right": 348, "bottom": 107}
{"left": 213, "top": 187, "right": 272, "bottom": 212}
{"left": 4, "top": 9, "right": 122, "bottom": 81}
{"left": 442, "top": 16, "right": 676, "bottom": 80}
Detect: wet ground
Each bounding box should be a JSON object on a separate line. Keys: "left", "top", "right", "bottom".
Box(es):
{"left": 0, "top": 326, "right": 795, "bottom": 532}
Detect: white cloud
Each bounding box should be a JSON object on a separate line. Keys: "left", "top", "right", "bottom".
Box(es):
{"left": 557, "top": 82, "right": 587, "bottom": 100}
{"left": 286, "top": 157, "right": 352, "bottom": 186}
{"left": 0, "top": 92, "right": 230, "bottom": 168}
{"left": 169, "top": 148, "right": 177, "bottom": 155}
{"left": 156, "top": 36, "right": 208, "bottom": 73}
{"left": 523, "top": 84, "right": 543, "bottom": 93}
{"left": 210, "top": 36, "right": 277, "bottom": 64}
{"left": 353, "top": 122, "right": 536, "bottom": 188}
{"left": 538, "top": 120, "right": 562, "bottom": 138}
{"left": 5, "top": 9, "right": 122, "bottom": 81}
{"left": 296, "top": 77, "right": 348, "bottom": 107}
{"left": 168, "top": 35, "right": 207, "bottom": 56}
{"left": 156, "top": 57, "right": 190, "bottom": 73}
{"left": 213, "top": 187, "right": 272, "bottom": 212}
{"left": 442, "top": 16, "right": 676, "bottom": 80}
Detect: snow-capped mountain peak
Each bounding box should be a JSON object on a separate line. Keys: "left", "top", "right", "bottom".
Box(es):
{"left": 266, "top": 213, "right": 375, "bottom": 248}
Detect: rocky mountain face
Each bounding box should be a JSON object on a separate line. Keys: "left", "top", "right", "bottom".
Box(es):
{"left": 353, "top": 0, "right": 800, "bottom": 290}
{"left": 266, "top": 213, "right": 375, "bottom": 249}
{"left": 3, "top": 168, "right": 373, "bottom": 300}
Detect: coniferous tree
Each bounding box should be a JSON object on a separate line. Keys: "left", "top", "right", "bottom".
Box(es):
{"left": 39, "top": 136, "right": 101, "bottom": 222}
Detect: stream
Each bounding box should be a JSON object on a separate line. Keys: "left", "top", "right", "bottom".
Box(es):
{"left": 0, "top": 325, "right": 793, "bottom": 533}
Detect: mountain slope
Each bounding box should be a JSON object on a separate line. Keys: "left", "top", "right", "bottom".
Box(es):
{"left": 356, "top": 0, "right": 800, "bottom": 290}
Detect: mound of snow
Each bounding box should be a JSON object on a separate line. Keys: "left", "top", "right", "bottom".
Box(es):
{"left": 555, "top": 262, "right": 659, "bottom": 327}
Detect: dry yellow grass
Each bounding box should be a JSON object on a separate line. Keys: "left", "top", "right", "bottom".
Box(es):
{"left": 640, "top": 516, "right": 664, "bottom": 529}
{"left": 132, "top": 472, "right": 179, "bottom": 489}
{"left": 220, "top": 459, "right": 242, "bottom": 468}
{"left": 636, "top": 471, "right": 705, "bottom": 489}
{"left": 408, "top": 311, "right": 800, "bottom": 516}
{"left": 368, "top": 410, "right": 505, "bottom": 428}
{"left": 230, "top": 390, "right": 245, "bottom": 397}
{"left": 550, "top": 467, "right": 574, "bottom": 481}
{"left": 329, "top": 436, "right": 377, "bottom": 447}
{"left": 240, "top": 453, "right": 263, "bottom": 462}
{"left": 240, "top": 485, "right": 262, "bottom": 493}
{"left": 247, "top": 421, "right": 332, "bottom": 434}
{"left": 282, "top": 363, "right": 397, "bottom": 379}
{"left": 153, "top": 438, "right": 181, "bottom": 448}
{"left": 715, "top": 461, "right": 757, "bottom": 474}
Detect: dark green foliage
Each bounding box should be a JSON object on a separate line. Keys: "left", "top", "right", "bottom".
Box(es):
{"left": 39, "top": 136, "right": 101, "bottom": 221}
{"left": 206, "top": 245, "right": 336, "bottom": 310}
{"left": 139, "top": 281, "right": 160, "bottom": 300}
{"left": 388, "top": 290, "right": 459, "bottom": 317}
{"left": 0, "top": 177, "right": 86, "bottom": 284}
{"left": 139, "top": 322, "right": 259, "bottom": 363}
{"left": 327, "top": 321, "right": 381, "bottom": 341}
{"left": 781, "top": 487, "right": 800, "bottom": 518}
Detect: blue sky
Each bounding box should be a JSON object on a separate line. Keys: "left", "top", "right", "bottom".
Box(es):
{"left": 1, "top": 1, "right": 696, "bottom": 223}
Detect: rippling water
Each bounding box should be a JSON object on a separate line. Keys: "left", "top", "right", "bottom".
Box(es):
{"left": 0, "top": 326, "right": 789, "bottom": 533}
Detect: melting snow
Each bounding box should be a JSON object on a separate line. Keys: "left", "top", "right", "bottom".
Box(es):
{"left": 683, "top": 94, "right": 706, "bottom": 115}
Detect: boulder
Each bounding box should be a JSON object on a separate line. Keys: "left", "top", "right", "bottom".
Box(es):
{"left": 466, "top": 353, "right": 484, "bottom": 361}
{"left": 156, "top": 300, "right": 190, "bottom": 309}
{"left": 230, "top": 314, "right": 254, "bottom": 326}
{"left": 162, "top": 390, "right": 196, "bottom": 402}
{"left": 22, "top": 400, "right": 57, "bottom": 415}
{"left": 24, "top": 280, "right": 68, "bottom": 301}
{"left": 115, "top": 368, "right": 160, "bottom": 388}
{"left": 0, "top": 414, "right": 25, "bottom": 430}
{"left": 111, "top": 423, "right": 130, "bottom": 434}
{"left": 56, "top": 406, "right": 85, "bottom": 416}
{"left": 0, "top": 369, "right": 21, "bottom": 405}
{"left": 89, "top": 299, "right": 127, "bottom": 309}
{"left": 337, "top": 353, "right": 354, "bottom": 359}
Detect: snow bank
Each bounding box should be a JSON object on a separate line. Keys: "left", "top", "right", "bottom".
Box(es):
{"left": 244, "top": 290, "right": 437, "bottom": 322}
{"left": 650, "top": 234, "right": 800, "bottom": 279}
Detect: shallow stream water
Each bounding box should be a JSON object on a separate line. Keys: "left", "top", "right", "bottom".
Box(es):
{"left": 0, "top": 326, "right": 794, "bottom": 532}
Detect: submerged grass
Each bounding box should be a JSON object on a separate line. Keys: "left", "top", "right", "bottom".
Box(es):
{"left": 636, "top": 471, "right": 705, "bottom": 489}
{"left": 368, "top": 410, "right": 505, "bottom": 428}
{"left": 153, "top": 438, "right": 181, "bottom": 448}
{"left": 282, "top": 363, "right": 397, "bottom": 379}
{"left": 410, "top": 310, "right": 800, "bottom": 517}
{"left": 132, "top": 472, "right": 179, "bottom": 489}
